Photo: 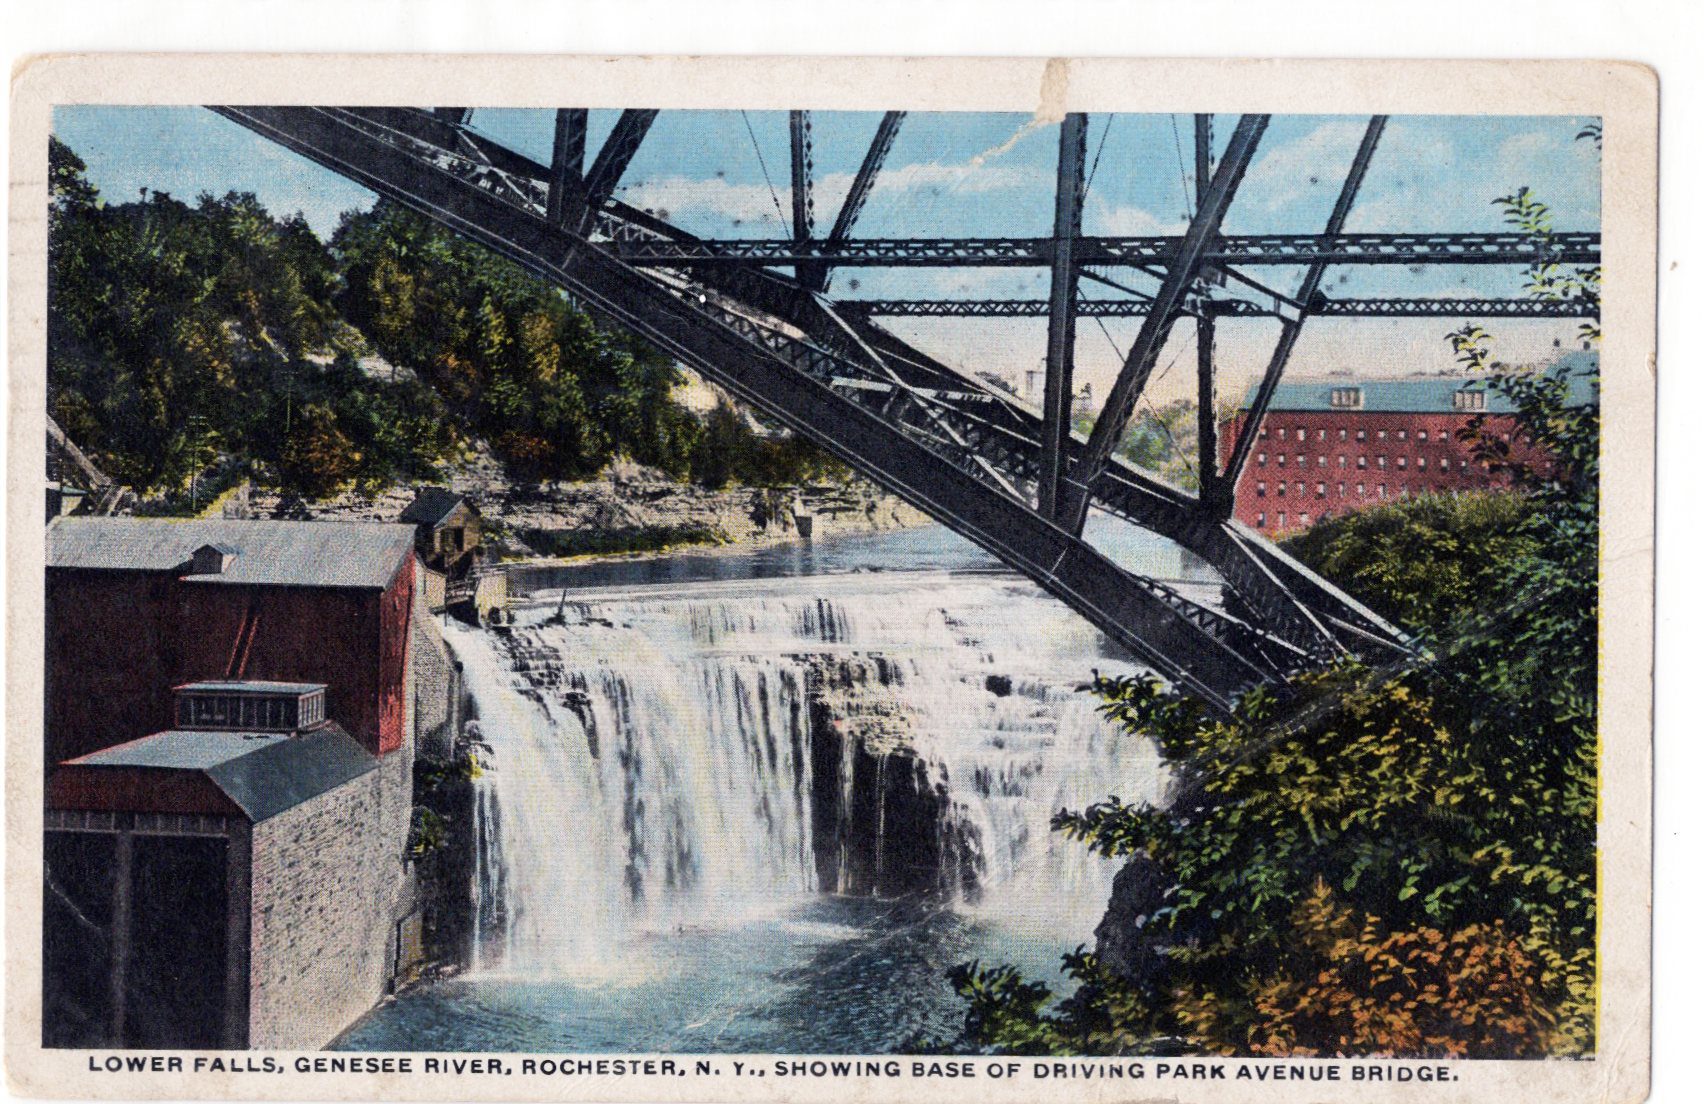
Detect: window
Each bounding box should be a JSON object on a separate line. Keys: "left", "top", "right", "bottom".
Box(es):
{"left": 1440, "top": 457, "right": 1450, "bottom": 470}
{"left": 1315, "top": 482, "right": 1326, "bottom": 498}
{"left": 1298, "top": 512, "right": 1311, "bottom": 525}
{"left": 1278, "top": 428, "right": 1288, "bottom": 440}
{"left": 1337, "top": 482, "right": 1345, "bottom": 496}
{"left": 1329, "top": 387, "right": 1363, "bottom": 409}
{"left": 1256, "top": 481, "right": 1267, "bottom": 497}
{"left": 1356, "top": 429, "right": 1367, "bottom": 442}
{"left": 1397, "top": 429, "right": 1408, "bottom": 441}
{"left": 1453, "top": 389, "right": 1487, "bottom": 412}
{"left": 1276, "top": 482, "right": 1286, "bottom": 496}
{"left": 1356, "top": 482, "right": 1365, "bottom": 495}
{"left": 1397, "top": 457, "right": 1407, "bottom": 470}
{"left": 1377, "top": 429, "right": 1387, "bottom": 441}
{"left": 1296, "top": 427, "right": 1308, "bottom": 440}
{"left": 1417, "top": 457, "right": 1427, "bottom": 470}
{"left": 1257, "top": 512, "right": 1266, "bottom": 527}
{"left": 1258, "top": 427, "right": 1268, "bottom": 440}
{"left": 1294, "top": 481, "right": 1305, "bottom": 495}
{"left": 1338, "top": 455, "right": 1347, "bottom": 468}
{"left": 1377, "top": 456, "right": 1388, "bottom": 469}
{"left": 1357, "top": 455, "right": 1367, "bottom": 469}
{"left": 1417, "top": 430, "right": 1429, "bottom": 442}
{"left": 1338, "top": 428, "right": 1348, "bottom": 441}
{"left": 1277, "top": 454, "right": 1287, "bottom": 466}
{"left": 1277, "top": 512, "right": 1287, "bottom": 527}
{"left": 1377, "top": 484, "right": 1387, "bottom": 499}
{"left": 1297, "top": 455, "right": 1307, "bottom": 469}
{"left": 1439, "top": 430, "right": 1450, "bottom": 441}
{"left": 1257, "top": 452, "right": 1267, "bottom": 465}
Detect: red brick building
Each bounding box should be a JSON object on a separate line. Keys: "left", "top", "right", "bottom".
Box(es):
{"left": 1217, "top": 353, "right": 1595, "bottom": 534}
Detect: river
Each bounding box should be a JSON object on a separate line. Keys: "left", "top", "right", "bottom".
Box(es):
{"left": 335, "top": 520, "right": 1207, "bottom": 1053}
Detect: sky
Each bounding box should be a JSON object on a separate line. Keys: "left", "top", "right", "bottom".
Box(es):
{"left": 52, "top": 105, "right": 1601, "bottom": 407}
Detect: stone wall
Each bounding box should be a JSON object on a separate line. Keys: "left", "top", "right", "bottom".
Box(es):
{"left": 247, "top": 770, "right": 396, "bottom": 1049}
{"left": 411, "top": 606, "right": 462, "bottom": 760}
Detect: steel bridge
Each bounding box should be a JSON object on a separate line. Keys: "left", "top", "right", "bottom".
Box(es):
{"left": 210, "top": 105, "right": 1600, "bottom": 713}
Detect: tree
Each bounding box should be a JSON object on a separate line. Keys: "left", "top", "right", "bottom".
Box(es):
{"left": 943, "top": 177, "right": 1601, "bottom": 1059}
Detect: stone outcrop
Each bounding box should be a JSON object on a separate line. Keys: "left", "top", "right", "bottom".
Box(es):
{"left": 803, "top": 655, "right": 980, "bottom": 901}
{"left": 249, "top": 450, "right": 930, "bottom": 560}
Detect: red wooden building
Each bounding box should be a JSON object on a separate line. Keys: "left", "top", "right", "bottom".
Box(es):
{"left": 45, "top": 518, "right": 416, "bottom": 765}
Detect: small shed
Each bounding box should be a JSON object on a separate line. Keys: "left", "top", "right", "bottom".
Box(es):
{"left": 400, "top": 488, "right": 480, "bottom": 571}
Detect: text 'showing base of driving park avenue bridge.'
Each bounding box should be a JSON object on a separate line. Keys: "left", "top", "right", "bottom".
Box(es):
{"left": 208, "top": 105, "right": 1600, "bottom": 714}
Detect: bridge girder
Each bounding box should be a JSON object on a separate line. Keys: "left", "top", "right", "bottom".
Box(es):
{"left": 205, "top": 104, "right": 1595, "bottom": 712}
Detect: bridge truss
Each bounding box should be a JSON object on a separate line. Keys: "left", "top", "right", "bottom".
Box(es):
{"left": 210, "top": 105, "right": 1600, "bottom": 713}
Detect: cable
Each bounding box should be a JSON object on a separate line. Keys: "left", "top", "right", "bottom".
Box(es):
{"left": 1167, "top": 114, "right": 1194, "bottom": 219}
{"left": 740, "top": 110, "right": 791, "bottom": 232}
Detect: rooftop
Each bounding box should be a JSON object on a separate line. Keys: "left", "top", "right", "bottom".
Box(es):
{"left": 1241, "top": 351, "right": 1598, "bottom": 415}
{"left": 61, "top": 725, "right": 376, "bottom": 822}
{"left": 401, "top": 487, "right": 472, "bottom": 527}
{"left": 47, "top": 518, "right": 414, "bottom": 589}
{"left": 176, "top": 680, "right": 326, "bottom": 696}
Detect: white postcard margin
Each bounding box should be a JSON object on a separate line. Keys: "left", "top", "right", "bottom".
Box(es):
{"left": 5, "top": 52, "right": 1658, "bottom": 1104}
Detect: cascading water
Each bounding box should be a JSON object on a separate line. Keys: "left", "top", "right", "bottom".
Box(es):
{"left": 448, "top": 568, "right": 1171, "bottom": 979}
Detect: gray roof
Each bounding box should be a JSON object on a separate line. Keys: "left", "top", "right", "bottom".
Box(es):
{"left": 47, "top": 518, "right": 414, "bottom": 589}
{"left": 177, "top": 680, "right": 326, "bottom": 696}
{"left": 401, "top": 487, "right": 473, "bottom": 527}
{"left": 1242, "top": 351, "right": 1599, "bottom": 415}
{"left": 65, "top": 725, "right": 377, "bottom": 822}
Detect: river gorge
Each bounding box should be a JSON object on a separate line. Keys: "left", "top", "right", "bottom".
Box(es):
{"left": 336, "top": 523, "right": 1211, "bottom": 1052}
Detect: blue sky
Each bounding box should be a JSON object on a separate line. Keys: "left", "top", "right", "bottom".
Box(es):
{"left": 52, "top": 106, "right": 1600, "bottom": 404}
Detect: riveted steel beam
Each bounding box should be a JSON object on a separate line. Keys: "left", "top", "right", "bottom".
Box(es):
{"left": 546, "top": 108, "right": 588, "bottom": 227}
{"left": 1219, "top": 117, "right": 1388, "bottom": 508}
{"left": 1039, "top": 113, "right": 1087, "bottom": 520}
{"left": 1058, "top": 114, "right": 1270, "bottom": 534}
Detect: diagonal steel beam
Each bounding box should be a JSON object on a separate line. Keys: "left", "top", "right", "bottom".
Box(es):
{"left": 1057, "top": 113, "right": 1269, "bottom": 534}
{"left": 580, "top": 108, "right": 659, "bottom": 226}
{"left": 1039, "top": 113, "right": 1087, "bottom": 520}
{"left": 814, "top": 110, "right": 905, "bottom": 293}
{"left": 546, "top": 109, "right": 588, "bottom": 227}
{"left": 1217, "top": 116, "right": 1387, "bottom": 510}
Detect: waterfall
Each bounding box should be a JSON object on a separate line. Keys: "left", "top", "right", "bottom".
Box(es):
{"left": 446, "top": 571, "right": 1169, "bottom": 977}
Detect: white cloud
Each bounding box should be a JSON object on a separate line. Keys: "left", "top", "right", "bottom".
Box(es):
{"left": 1239, "top": 120, "right": 1367, "bottom": 214}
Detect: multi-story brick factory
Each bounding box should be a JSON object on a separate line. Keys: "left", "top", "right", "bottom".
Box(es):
{"left": 1217, "top": 351, "right": 1595, "bottom": 534}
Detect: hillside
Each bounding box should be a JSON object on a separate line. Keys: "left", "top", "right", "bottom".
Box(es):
{"left": 46, "top": 136, "right": 849, "bottom": 514}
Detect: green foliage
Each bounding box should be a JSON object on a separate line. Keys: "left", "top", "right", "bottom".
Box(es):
{"left": 414, "top": 751, "right": 484, "bottom": 794}
{"left": 1280, "top": 492, "right": 1537, "bottom": 634}
{"left": 408, "top": 806, "right": 449, "bottom": 858}
{"left": 944, "top": 183, "right": 1600, "bottom": 1058}
{"left": 521, "top": 524, "right": 725, "bottom": 559}
{"left": 688, "top": 400, "right": 851, "bottom": 489}
{"left": 46, "top": 141, "right": 844, "bottom": 499}
{"left": 1075, "top": 398, "right": 1211, "bottom": 492}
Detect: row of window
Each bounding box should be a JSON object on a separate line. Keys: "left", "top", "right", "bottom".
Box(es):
{"left": 1258, "top": 480, "right": 1443, "bottom": 499}
{"left": 1257, "top": 453, "right": 1456, "bottom": 471}
{"left": 174, "top": 691, "right": 324, "bottom": 732}
{"left": 1261, "top": 426, "right": 1455, "bottom": 444}
{"left": 1254, "top": 483, "right": 1491, "bottom": 526}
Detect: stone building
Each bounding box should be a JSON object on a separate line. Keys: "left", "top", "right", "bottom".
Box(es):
{"left": 41, "top": 517, "right": 452, "bottom": 1049}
